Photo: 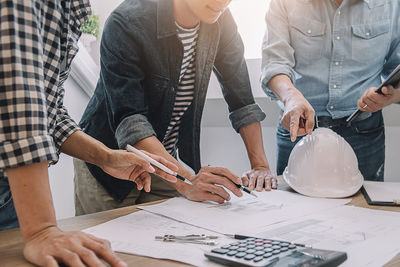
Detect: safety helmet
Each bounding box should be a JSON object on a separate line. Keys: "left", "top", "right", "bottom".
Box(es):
{"left": 283, "top": 128, "right": 363, "bottom": 198}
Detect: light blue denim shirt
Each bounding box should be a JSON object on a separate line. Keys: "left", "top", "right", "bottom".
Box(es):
{"left": 261, "top": 0, "right": 400, "bottom": 118}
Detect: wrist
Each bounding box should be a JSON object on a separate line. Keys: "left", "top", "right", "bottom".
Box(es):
{"left": 282, "top": 87, "right": 301, "bottom": 106}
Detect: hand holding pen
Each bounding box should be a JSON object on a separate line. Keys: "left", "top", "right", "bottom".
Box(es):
{"left": 182, "top": 166, "right": 257, "bottom": 204}
{"left": 126, "top": 145, "right": 192, "bottom": 185}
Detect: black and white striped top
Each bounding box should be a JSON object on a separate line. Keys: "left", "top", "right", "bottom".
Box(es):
{"left": 162, "top": 23, "right": 199, "bottom": 156}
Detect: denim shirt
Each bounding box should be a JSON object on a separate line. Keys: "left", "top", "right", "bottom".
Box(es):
{"left": 79, "top": 0, "right": 265, "bottom": 202}
{"left": 261, "top": 0, "right": 400, "bottom": 118}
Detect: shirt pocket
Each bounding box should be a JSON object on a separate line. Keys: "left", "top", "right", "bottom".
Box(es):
{"left": 289, "top": 17, "right": 326, "bottom": 62}
{"left": 351, "top": 21, "right": 390, "bottom": 64}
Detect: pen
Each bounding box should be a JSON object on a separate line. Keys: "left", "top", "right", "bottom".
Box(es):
{"left": 235, "top": 183, "right": 257, "bottom": 198}
{"left": 126, "top": 144, "right": 192, "bottom": 185}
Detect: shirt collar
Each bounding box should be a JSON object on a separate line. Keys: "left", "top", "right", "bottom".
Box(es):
{"left": 157, "top": 0, "right": 177, "bottom": 39}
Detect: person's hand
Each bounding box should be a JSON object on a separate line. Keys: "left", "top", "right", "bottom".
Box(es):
{"left": 241, "top": 167, "right": 277, "bottom": 192}
{"left": 358, "top": 85, "right": 400, "bottom": 113}
{"left": 100, "top": 149, "right": 178, "bottom": 192}
{"left": 23, "top": 226, "right": 127, "bottom": 267}
{"left": 183, "top": 166, "right": 243, "bottom": 204}
{"left": 282, "top": 89, "right": 315, "bottom": 142}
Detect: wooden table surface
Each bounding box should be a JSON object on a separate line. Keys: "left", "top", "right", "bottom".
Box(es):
{"left": 1, "top": 183, "right": 399, "bottom": 267}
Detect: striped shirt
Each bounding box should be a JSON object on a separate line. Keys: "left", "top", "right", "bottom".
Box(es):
{"left": 162, "top": 23, "right": 199, "bottom": 156}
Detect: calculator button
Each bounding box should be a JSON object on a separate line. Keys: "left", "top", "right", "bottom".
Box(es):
{"left": 244, "top": 254, "right": 256, "bottom": 260}
{"left": 272, "top": 241, "right": 280, "bottom": 245}
{"left": 288, "top": 244, "right": 296, "bottom": 249}
{"left": 246, "top": 249, "right": 256, "bottom": 254}
{"left": 280, "top": 242, "right": 289, "bottom": 247}
{"left": 238, "top": 243, "right": 247, "bottom": 247}
{"left": 221, "top": 245, "right": 231, "bottom": 249}
{"left": 263, "top": 252, "right": 272, "bottom": 258}
{"left": 271, "top": 245, "right": 281, "bottom": 250}
{"left": 255, "top": 242, "right": 264, "bottom": 246}
{"left": 255, "top": 246, "right": 264, "bottom": 251}
{"left": 255, "top": 239, "right": 264, "bottom": 243}
{"left": 231, "top": 242, "right": 241, "bottom": 246}
{"left": 211, "top": 248, "right": 229, "bottom": 254}
{"left": 272, "top": 250, "right": 281, "bottom": 255}
{"left": 255, "top": 251, "right": 265, "bottom": 256}
{"left": 237, "top": 247, "right": 247, "bottom": 252}
{"left": 235, "top": 252, "right": 246, "bottom": 258}
{"left": 247, "top": 245, "right": 256, "bottom": 249}
{"left": 263, "top": 244, "right": 272, "bottom": 248}
{"left": 280, "top": 247, "right": 289, "bottom": 252}
{"left": 229, "top": 246, "right": 239, "bottom": 250}
{"left": 264, "top": 248, "right": 273, "bottom": 253}
{"left": 254, "top": 256, "right": 264, "bottom": 262}
{"left": 227, "top": 250, "right": 238, "bottom": 256}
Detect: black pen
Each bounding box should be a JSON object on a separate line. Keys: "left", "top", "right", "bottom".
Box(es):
{"left": 235, "top": 183, "right": 257, "bottom": 198}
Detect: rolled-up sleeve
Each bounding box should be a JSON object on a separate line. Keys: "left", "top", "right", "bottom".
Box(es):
{"left": 261, "top": 0, "right": 296, "bottom": 100}
{"left": 0, "top": 1, "right": 58, "bottom": 170}
{"left": 213, "top": 9, "right": 266, "bottom": 133}
{"left": 53, "top": 86, "right": 81, "bottom": 150}
{"left": 100, "top": 13, "right": 156, "bottom": 148}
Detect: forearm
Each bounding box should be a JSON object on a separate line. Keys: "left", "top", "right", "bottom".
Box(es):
{"left": 134, "top": 136, "right": 191, "bottom": 193}
{"left": 268, "top": 74, "right": 302, "bottom": 104}
{"left": 239, "top": 122, "right": 270, "bottom": 169}
{"left": 60, "top": 130, "right": 110, "bottom": 167}
{"left": 7, "top": 162, "right": 56, "bottom": 241}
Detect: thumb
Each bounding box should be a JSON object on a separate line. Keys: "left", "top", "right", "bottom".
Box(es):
{"left": 381, "top": 86, "right": 394, "bottom": 95}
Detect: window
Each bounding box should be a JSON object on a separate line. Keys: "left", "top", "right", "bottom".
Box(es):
{"left": 230, "top": 0, "right": 270, "bottom": 59}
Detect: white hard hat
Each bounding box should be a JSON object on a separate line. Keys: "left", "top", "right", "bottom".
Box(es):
{"left": 283, "top": 128, "right": 363, "bottom": 198}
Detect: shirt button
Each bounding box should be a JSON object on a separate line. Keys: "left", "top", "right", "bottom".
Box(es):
{"left": 366, "top": 32, "right": 370, "bottom": 36}
{"left": 338, "top": 10, "right": 341, "bottom": 15}
{"left": 333, "top": 84, "right": 337, "bottom": 89}
{"left": 336, "top": 36, "right": 341, "bottom": 40}
{"left": 335, "top": 62, "right": 339, "bottom": 66}
{"left": 330, "top": 106, "right": 335, "bottom": 110}
{"left": 307, "top": 29, "right": 312, "bottom": 34}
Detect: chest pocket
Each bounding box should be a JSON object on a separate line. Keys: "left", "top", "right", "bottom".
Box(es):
{"left": 289, "top": 17, "right": 326, "bottom": 63}
{"left": 351, "top": 21, "right": 390, "bottom": 64}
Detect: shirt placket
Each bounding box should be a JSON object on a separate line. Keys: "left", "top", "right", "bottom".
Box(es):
{"left": 327, "top": 4, "right": 344, "bottom": 118}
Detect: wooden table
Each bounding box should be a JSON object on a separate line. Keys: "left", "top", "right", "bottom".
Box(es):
{"left": 1, "top": 186, "right": 400, "bottom": 267}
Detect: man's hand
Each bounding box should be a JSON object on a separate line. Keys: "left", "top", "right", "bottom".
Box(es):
{"left": 23, "top": 226, "right": 126, "bottom": 267}
{"left": 241, "top": 167, "right": 277, "bottom": 192}
{"left": 100, "top": 149, "right": 179, "bottom": 192}
{"left": 182, "top": 166, "right": 243, "bottom": 204}
{"left": 358, "top": 85, "right": 400, "bottom": 113}
{"left": 281, "top": 89, "right": 315, "bottom": 142}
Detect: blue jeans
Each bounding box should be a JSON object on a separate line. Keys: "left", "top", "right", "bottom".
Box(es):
{"left": 0, "top": 178, "right": 19, "bottom": 230}
{"left": 276, "top": 111, "right": 385, "bottom": 181}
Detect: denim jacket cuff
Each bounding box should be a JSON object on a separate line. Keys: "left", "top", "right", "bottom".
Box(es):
{"left": 261, "top": 65, "right": 296, "bottom": 101}
{"left": 229, "top": 104, "right": 266, "bottom": 133}
{"left": 115, "top": 114, "right": 156, "bottom": 149}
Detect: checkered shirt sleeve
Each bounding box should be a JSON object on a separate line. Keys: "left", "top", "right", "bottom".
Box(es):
{"left": 0, "top": 0, "right": 91, "bottom": 172}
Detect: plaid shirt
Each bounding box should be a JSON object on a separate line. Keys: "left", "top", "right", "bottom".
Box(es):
{"left": 0, "top": 0, "right": 91, "bottom": 177}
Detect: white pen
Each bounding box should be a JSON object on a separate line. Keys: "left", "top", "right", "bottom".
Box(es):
{"left": 126, "top": 144, "right": 192, "bottom": 185}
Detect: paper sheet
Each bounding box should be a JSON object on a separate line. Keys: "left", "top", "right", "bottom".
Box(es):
{"left": 363, "top": 181, "right": 400, "bottom": 203}
{"left": 140, "top": 190, "right": 351, "bottom": 234}
{"left": 84, "top": 210, "right": 231, "bottom": 267}
{"left": 248, "top": 206, "right": 400, "bottom": 267}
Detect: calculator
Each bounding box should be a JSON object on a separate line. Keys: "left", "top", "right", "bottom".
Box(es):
{"left": 204, "top": 237, "right": 347, "bottom": 267}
